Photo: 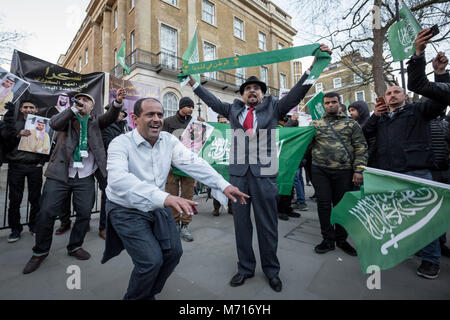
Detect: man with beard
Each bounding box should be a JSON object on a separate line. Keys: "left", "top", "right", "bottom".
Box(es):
{"left": 101, "top": 97, "right": 248, "bottom": 300}
{"left": 43, "top": 93, "right": 71, "bottom": 118}
{"left": 186, "top": 44, "right": 332, "bottom": 292}
{"left": 18, "top": 118, "right": 51, "bottom": 154}
{"left": 0, "top": 76, "right": 16, "bottom": 113}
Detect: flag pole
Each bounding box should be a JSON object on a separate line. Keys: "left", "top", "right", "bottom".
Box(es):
{"left": 395, "top": 0, "right": 407, "bottom": 90}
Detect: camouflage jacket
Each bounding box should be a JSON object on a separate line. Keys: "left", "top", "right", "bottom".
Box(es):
{"left": 310, "top": 113, "right": 368, "bottom": 171}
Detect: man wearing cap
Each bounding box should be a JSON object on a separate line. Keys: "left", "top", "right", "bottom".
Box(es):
{"left": 162, "top": 96, "right": 200, "bottom": 242}
{"left": 22, "top": 88, "right": 126, "bottom": 274}
{"left": 187, "top": 44, "right": 332, "bottom": 292}
{"left": 96, "top": 104, "right": 132, "bottom": 239}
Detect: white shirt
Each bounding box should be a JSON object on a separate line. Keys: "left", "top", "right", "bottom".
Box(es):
{"left": 106, "top": 129, "right": 231, "bottom": 212}
{"left": 68, "top": 150, "right": 98, "bottom": 179}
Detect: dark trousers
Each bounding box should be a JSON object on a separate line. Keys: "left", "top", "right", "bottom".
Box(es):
{"left": 7, "top": 164, "right": 43, "bottom": 233}
{"left": 311, "top": 165, "right": 354, "bottom": 243}
{"left": 107, "top": 202, "right": 183, "bottom": 300}
{"left": 230, "top": 171, "right": 280, "bottom": 279}
{"left": 33, "top": 175, "right": 96, "bottom": 254}
{"left": 95, "top": 170, "right": 107, "bottom": 231}
{"left": 59, "top": 195, "right": 72, "bottom": 227}
{"left": 277, "top": 194, "right": 293, "bottom": 214}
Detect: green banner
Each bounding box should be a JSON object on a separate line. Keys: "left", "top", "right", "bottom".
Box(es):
{"left": 182, "top": 27, "right": 201, "bottom": 83}
{"left": 307, "top": 91, "right": 325, "bottom": 120}
{"left": 173, "top": 123, "right": 316, "bottom": 195}
{"left": 117, "top": 39, "right": 131, "bottom": 75}
{"left": 331, "top": 167, "right": 450, "bottom": 273}
{"left": 388, "top": 1, "right": 422, "bottom": 62}
{"left": 178, "top": 43, "right": 331, "bottom": 83}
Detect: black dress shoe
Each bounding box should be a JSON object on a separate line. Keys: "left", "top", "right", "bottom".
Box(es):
{"left": 68, "top": 248, "right": 91, "bottom": 260}
{"left": 314, "top": 240, "right": 335, "bottom": 254}
{"left": 230, "top": 273, "right": 254, "bottom": 287}
{"left": 269, "top": 276, "right": 282, "bottom": 292}
{"left": 336, "top": 241, "right": 357, "bottom": 256}
{"left": 23, "top": 254, "right": 48, "bottom": 274}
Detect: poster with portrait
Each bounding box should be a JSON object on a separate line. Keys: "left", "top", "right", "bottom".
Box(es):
{"left": 17, "top": 115, "right": 54, "bottom": 155}
{"left": 180, "top": 118, "right": 215, "bottom": 154}
{"left": 0, "top": 67, "right": 30, "bottom": 115}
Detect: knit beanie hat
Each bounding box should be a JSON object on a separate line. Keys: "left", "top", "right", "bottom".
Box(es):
{"left": 179, "top": 97, "right": 194, "bottom": 109}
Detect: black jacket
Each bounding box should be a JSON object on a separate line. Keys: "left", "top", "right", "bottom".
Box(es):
{"left": 407, "top": 53, "right": 450, "bottom": 105}
{"left": 162, "top": 112, "right": 192, "bottom": 139}
{"left": 101, "top": 120, "right": 130, "bottom": 152}
{"left": 363, "top": 98, "right": 447, "bottom": 173}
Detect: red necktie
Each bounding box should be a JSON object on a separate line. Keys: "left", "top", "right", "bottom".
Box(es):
{"left": 243, "top": 107, "right": 255, "bottom": 135}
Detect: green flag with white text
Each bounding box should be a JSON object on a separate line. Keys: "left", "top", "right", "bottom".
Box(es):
{"left": 117, "top": 39, "right": 131, "bottom": 75}
{"left": 182, "top": 27, "right": 201, "bottom": 83}
{"left": 307, "top": 92, "right": 325, "bottom": 120}
{"left": 331, "top": 167, "right": 450, "bottom": 273}
{"left": 173, "top": 123, "right": 316, "bottom": 195}
{"left": 388, "top": 1, "right": 422, "bottom": 62}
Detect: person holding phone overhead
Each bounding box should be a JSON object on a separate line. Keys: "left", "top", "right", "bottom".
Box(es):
{"left": 363, "top": 29, "right": 448, "bottom": 278}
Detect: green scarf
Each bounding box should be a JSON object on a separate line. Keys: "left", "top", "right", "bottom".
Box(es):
{"left": 73, "top": 113, "right": 90, "bottom": 168}
{"left": 178, "top": 43, "right": 331, "bottom": 84}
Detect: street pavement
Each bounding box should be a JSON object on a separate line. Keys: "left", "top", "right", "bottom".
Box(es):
{"left": 0, "top": 184, "right": 449, "bottom": 300}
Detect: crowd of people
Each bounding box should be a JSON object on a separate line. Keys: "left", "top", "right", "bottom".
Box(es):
{"left": 0, "top": 30, "right": 448, "bottom": 299}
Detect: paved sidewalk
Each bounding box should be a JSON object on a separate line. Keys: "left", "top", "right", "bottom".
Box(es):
{"left": 0, "top": 185, "right": 449, "bottom": 300}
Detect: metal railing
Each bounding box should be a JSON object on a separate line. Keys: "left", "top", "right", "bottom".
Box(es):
{"left": 0, "top": 166, "right": 101, "bottom": 231}
{"left": 110, "top": 49, "right": 280, "bottom": 97}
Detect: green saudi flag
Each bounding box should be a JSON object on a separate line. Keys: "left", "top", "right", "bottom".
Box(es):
{"left": 331, "top": 167, "right": 450, "bottom": 273}
{"left": 307, "top": 92, "right": 325, "bottom": 120}
{"left": 117, "top": 39, "right": 131, "bottom": 75}
{"left": 388, "top": 1, "right": 422, "bottom": 62}
{"left": 173, "top": 123, "right": 316, "bottom": 195}
{"left": 182, "top": 27, "right": 201, "bottom": 83}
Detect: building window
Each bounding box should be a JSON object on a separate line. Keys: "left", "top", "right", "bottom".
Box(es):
{"left": 293, "top": 60, "right": 302, "bottom": 83}
{"left": 78, "top": 57, "right": 82, "bottom": 72}
{"left": 234, "top": 17, "right": 244, "bottom": 40}
{"left": 280, "top": 73, "right": 287, "bottom": 89}
{"left": 130, "top": 0, "right": 135, "bottom": 9}
{"left": 163, "top": 0, "right": 178, "bottom": 6}
{"left": 354, "top": 74, "right": 362, "bottom": 83}
{"left": 160, "top": 24, "right": 178, "bottom": 70}
{"left": 130, "top": 31, "right": 135, "bottom": 64}
{"left": 235, "top": 54, "right": 245, "bottom": 86}
{"left": 203, "top": 42, "right": 216, "bottom": 80}
{"left": 340, "top": 95, "right": 344, "bottom": 104}
{"left": 260, "top": 66, "right": 268, "bottom": 85}
{"left": 355, "top": 90, "right": 365, "bottom": 101}
{"left": 85, "top": 48, "right": 89, "bottom": 65}
{"left": 163, "top": 92, "right": 179, "bottom": 117}
{"left": 258, "top": 32, "right": 266, "bottom": 50}
{"left": 315, "top": 82, "right": 323, "bottom": 92}
{"left": 202, "top": 0, "right": 215, "bottom": 25}
{"left": 114, "top": 7, "right": 118, "bottom": 30}
{"left": 278, "top": 43, "right": 285, "bottom": 50}
{"left": 333, "top": 77, "right": 342, "bottom": 88}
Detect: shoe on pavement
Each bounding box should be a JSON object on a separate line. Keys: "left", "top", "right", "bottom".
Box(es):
{"left": 417, "top": 261, "right": 440, "bottom": 279}
{"left": 441, "top": 244, "right": 450, "bottom": 257}
{"left": 230, "top": 273, "right": 254, "bottom": 287}
{"left": 68, "top": 248, "right": 91, "bottom": 260}
{"left": 287, "top": 211, "right": 301, "bottom": 218}
{"left": 278, "top": 213, "right": 289, "bottom": 221}
{"left": 55, "top": 223, "right": 71, "bottom": 235}
{"left": 314, "top": 240, "right": 335, "bottom": 254}
{"left": 296, "top": 203, "right": 309, "bottom": 211}
{"left": 212, "top": 208, "right": 220, "bottom": 216}
{"left": 269, "top": 276, "right": 282, "bottom": 292}
{"left": 23, "top": 254, "right": 48, "bottom": 274}
{"left": 98, "top": 229, "right": 106, "bottom": 240}
{"left": 8, "top": 230, "right": 21, "bottom": 243}
{"left": 180, "top": 224, "right": 194, "bottom": 242}
{"left": 337, "top": 241, "right": 358, "bottom": 256}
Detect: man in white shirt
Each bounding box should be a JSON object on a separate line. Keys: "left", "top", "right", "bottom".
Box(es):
{"left": 101, "top": 97, "right": 248, "bottom": 300}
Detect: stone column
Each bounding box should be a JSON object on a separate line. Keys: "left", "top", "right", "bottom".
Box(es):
{"left": 102, "top": 6, "right": 112, "bottom": 72}
{"left": 135, "top": 0, "right": 152, "bottom": 53}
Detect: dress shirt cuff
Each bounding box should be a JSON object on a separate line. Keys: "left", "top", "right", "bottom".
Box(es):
{"left": 153, "top": 190, "right": 170, "bottom": 210}
{"left": 113, "top": 100, "right": 123, "bottom": 108}
{"left": 217, "top": 179, "right": 231, "bottom": 192}
{"left": 71, "top": 106, "right": 79, "bottom": 114}
{"left": 192, "top": 82, "right": 200, "bottom": 90}
{"left": 305, "top": 69, "right": 311, "bottom": 75}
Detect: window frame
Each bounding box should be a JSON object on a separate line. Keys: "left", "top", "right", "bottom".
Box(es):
{"left": 202, "top": 0, "right": 215, "bottom": 26}
{"left": 333, "top": 77, "right": 342, "bottom": 89}
{"left": 258, "top": 31, "right": 267, "bottom": 51}
{"left": 233, "top": 17, "right": 244, "bottom": 40}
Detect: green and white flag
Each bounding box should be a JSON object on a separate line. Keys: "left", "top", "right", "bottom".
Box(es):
{"left": 388, "top": 1, "right": 422, "bottom": 62}
{"left": 117, "top": 39, "right": 131, "bottom": 75}
{"left": 307, "top": 92, "right": 325, "bottom": 120}
{"left": 181, "top": 27, "right": 200, "bottom": 85}
{"left": 173, "top": 123, "right": 316, "bottom": 195}
{"left": 331, "top": 167, "right": 450, "bottom": 273}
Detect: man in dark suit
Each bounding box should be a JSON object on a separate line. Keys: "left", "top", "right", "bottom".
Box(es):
{"left": 187, "top": 44, "right": 331, "bottom": 292}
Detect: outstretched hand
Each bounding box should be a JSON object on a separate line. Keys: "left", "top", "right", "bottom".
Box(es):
{"left": 310, "top": 44, "right": 332, "bottom": 70}
{"left": 164, "top": 195, "right": 199, "bottom": 216}
{"left": 115, "top": 87, "right": 126, "bottom": 104}
{"left": 415, "top": 29, "right": 434, "bottom": 56}
{"left": 224, "top": 185, "right": 250, "bottom": 205}
{"left": 432, "top": 52, "right": 448, "bottom": 75}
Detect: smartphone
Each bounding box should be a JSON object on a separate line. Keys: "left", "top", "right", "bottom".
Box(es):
{"left": 428, "top": 25, "right": 440, "bottom": 38}
{"left": 376, "top": 97, "right": 386, "bottom": 105}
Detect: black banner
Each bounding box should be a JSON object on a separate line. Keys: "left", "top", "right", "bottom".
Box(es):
{"left": 10, "top": 50, "right": 105, "bottom": 116}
